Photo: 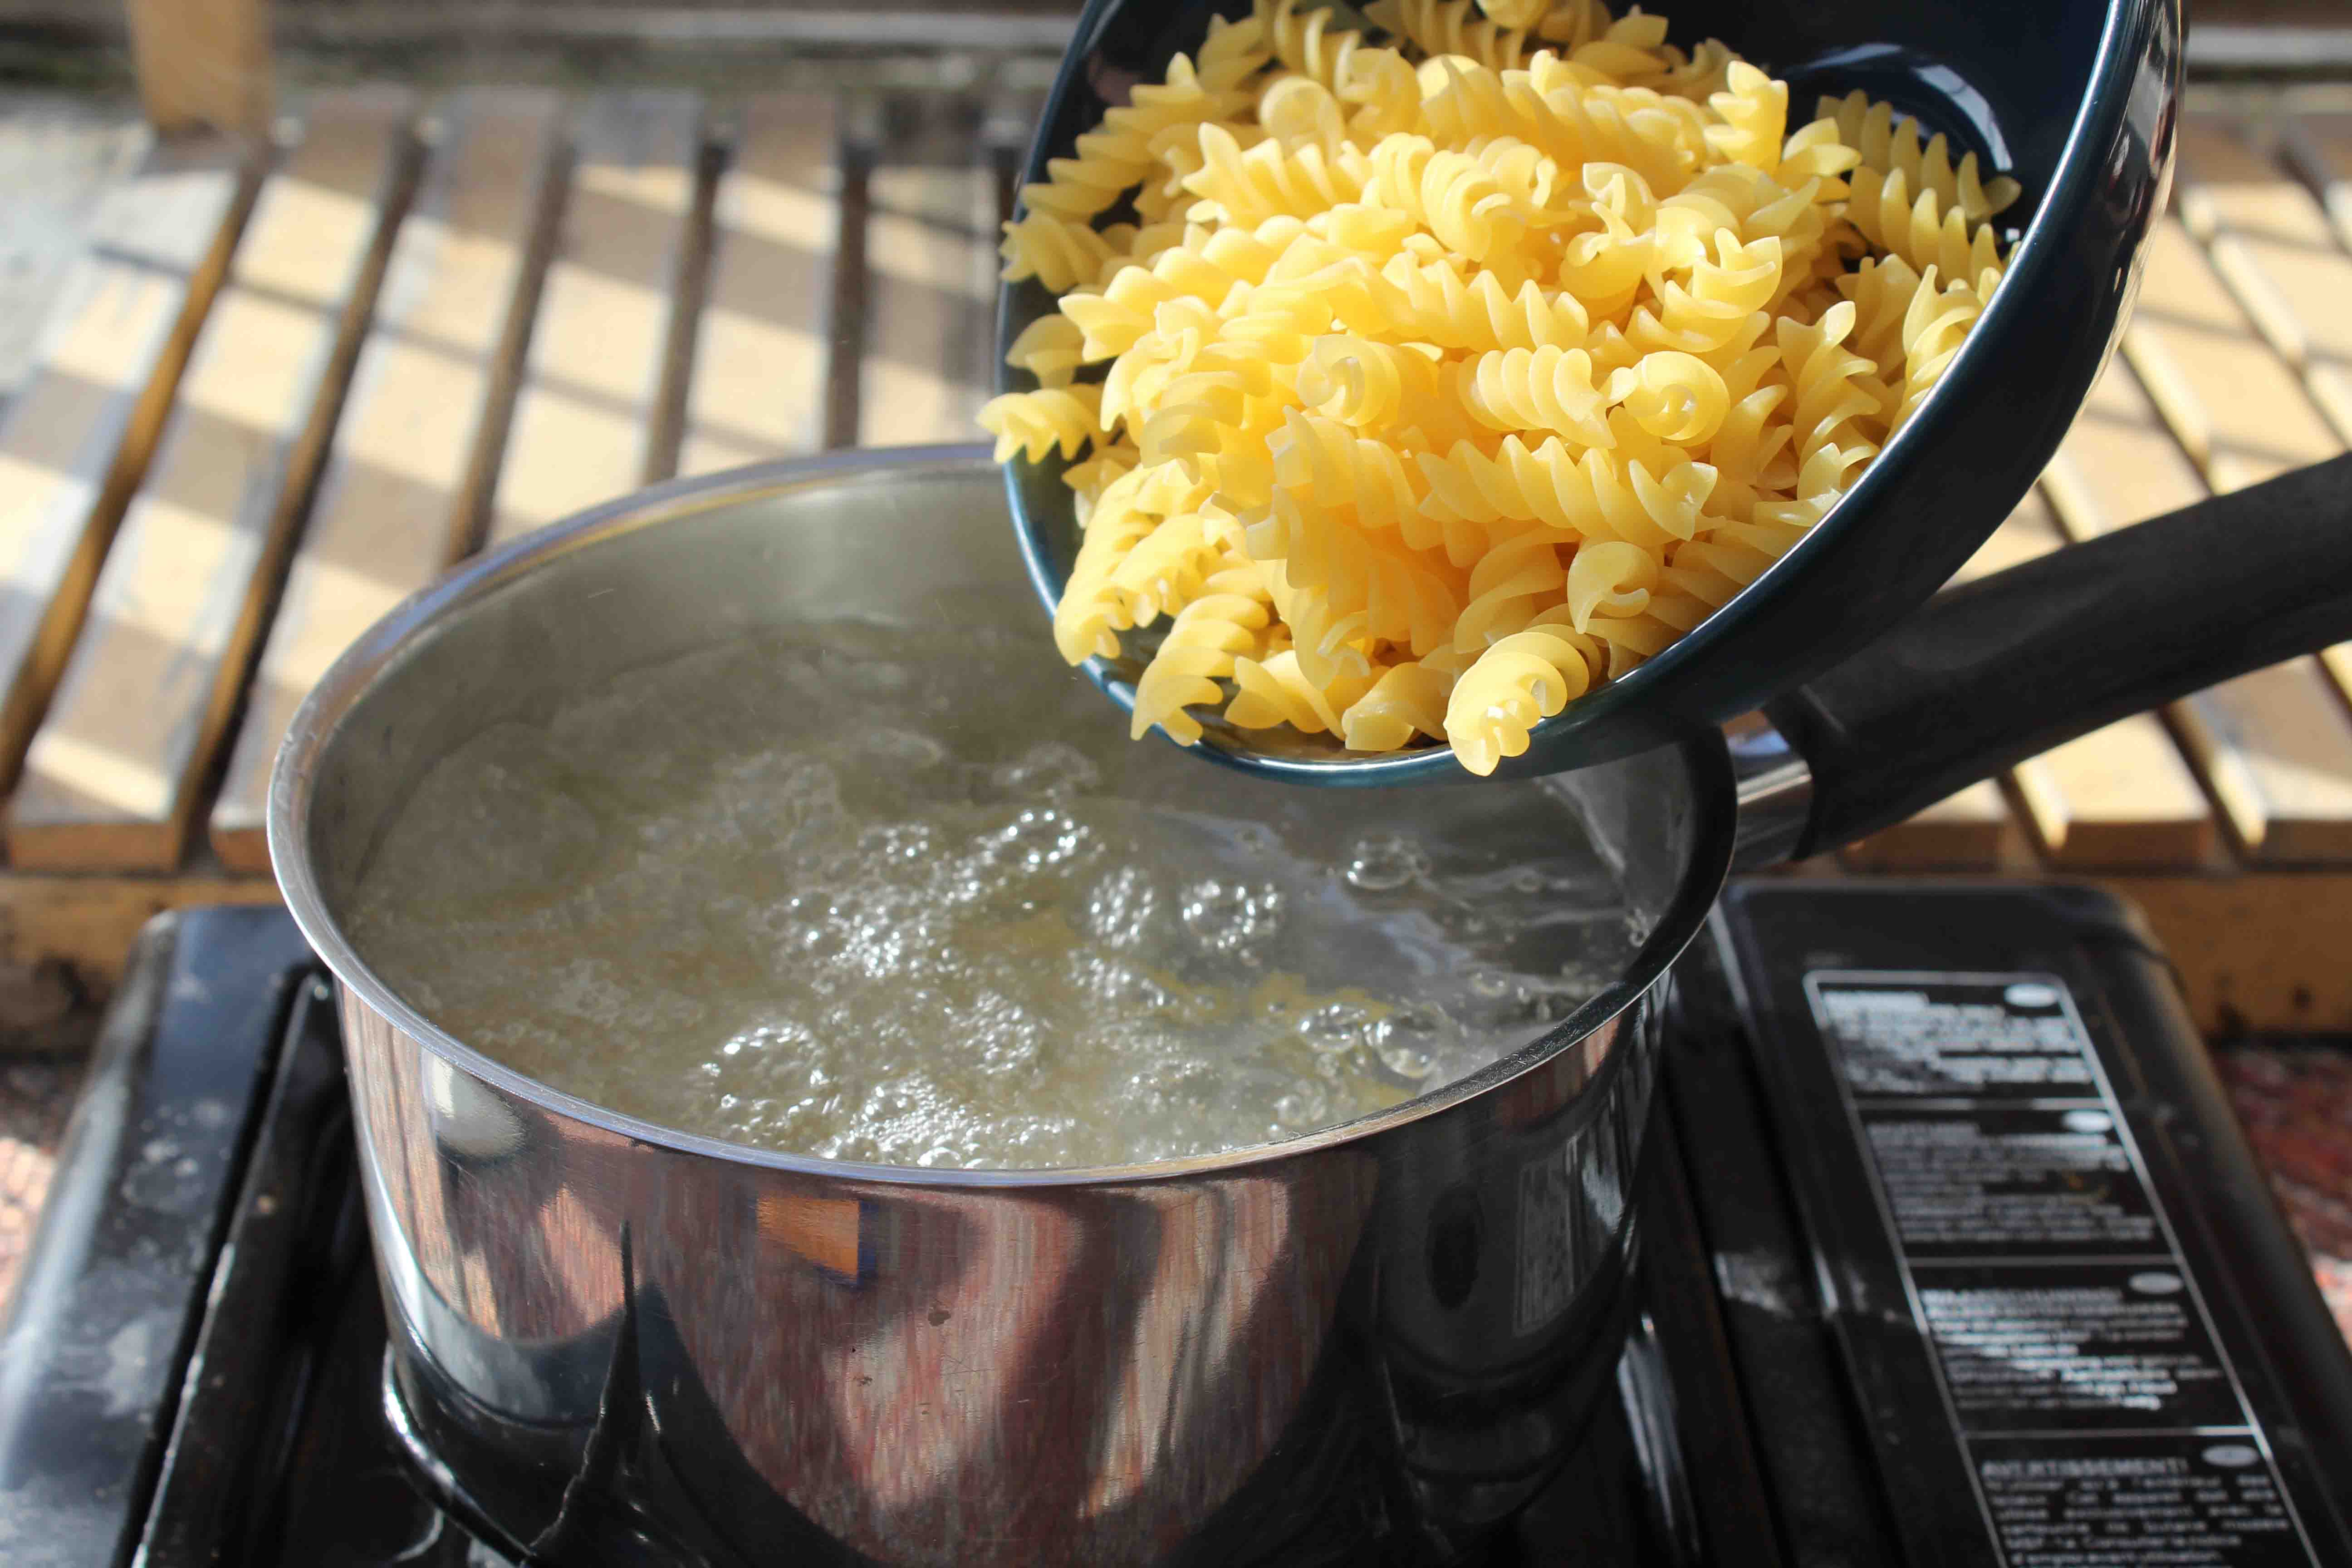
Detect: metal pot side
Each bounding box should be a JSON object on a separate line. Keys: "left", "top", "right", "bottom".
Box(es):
{"left": 269, "top": 450, "right": 1730, "bottom": 1565}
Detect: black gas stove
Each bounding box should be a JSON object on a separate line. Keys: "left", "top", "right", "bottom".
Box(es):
{"left": 5, "top": 884, "right": 2351, "bottom": 1567}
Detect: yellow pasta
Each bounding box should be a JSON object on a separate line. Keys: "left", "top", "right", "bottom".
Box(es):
{"left": 992, "top": 0, "right": 2014, "bottom": 773}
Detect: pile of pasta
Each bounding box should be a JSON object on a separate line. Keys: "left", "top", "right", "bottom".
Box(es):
{"left": 980, "top": 0, "right": 2016, "bottom": 774}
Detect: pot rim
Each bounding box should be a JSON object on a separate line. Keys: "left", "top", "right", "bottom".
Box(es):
{"left": 266, "top": 444, "right": 1736, "bottom": 1188}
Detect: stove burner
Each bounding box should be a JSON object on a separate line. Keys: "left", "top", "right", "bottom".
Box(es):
{"left": 3, "top": 887, "right": 2348, "bottom": 1567}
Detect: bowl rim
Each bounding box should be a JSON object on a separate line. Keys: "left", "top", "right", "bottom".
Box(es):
{"left": 267, "top": 444, "right": 1736, "bottom": 1189}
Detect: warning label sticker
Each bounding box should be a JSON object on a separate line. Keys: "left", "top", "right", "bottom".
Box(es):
{"left": 1813, "top": 978, "right": 2096, "bottom": 1098}
{"left": 1975, "top": 1433, "right": 2306, "bottom": 1567}
{"left": 1802, "top": 971, "right": 2321, "bottom": 1567}
{"left": 1915, "top": 1259, "right": 2240, "bottom": 1432}
{"left": 1858, "top": 1105, "right": 2160, "bottom": 1258}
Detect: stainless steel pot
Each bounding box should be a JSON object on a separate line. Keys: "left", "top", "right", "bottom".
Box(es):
{"left": 270, "top": 448, "right": 1718, "bottom": 1568}
{"left": 273, "top": 443, "right": 2352, "bottom": 1565}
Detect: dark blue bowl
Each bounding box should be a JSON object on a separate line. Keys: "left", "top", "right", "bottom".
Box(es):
{"left": 996, "top": 0, "right": 2183, "bottom": 784}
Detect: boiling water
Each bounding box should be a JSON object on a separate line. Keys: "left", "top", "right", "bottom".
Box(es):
{"left": 343, "top": 611, "right": 1641, "bottom": 1169}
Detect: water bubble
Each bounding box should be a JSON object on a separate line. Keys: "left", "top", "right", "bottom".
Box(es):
{"left": 992, "top": 742, "right": 1100, "bottom": 800}
{"left": 1234, "top": 823, "right": 1278, "bottom": 855}
{"left": 970, "top": 992, "right": 1043, "bottom": 1074}
{"left": 719, "top": 754, "right": 841, "bottom": 844}
{"left": 1298, "top": 1003, "right": 1372, "bottom": 1055}
{"left": 1507, "top": 866, "right": 1544, "bottom": 895}
{"left": 1181, "top": 879, "right": 1284, "bottom": 956}
{"left": 1345, "top": 833, "right": 1428, "bottom": 892}
{"left": 1084, "top": 865, "right": 1159, "bottom": 950}
{"left": 1273, "top": 1085, "right": 1328, "bottom": 1129}
{"left": 862, "top": 729, "right": 948, "bottom": 769}
{"left": 989, "top": 808, "right": 1099, "bottom": 875}
{"left": 1372, "top": 1007, "right": 1448, "bottom": 1080}
{"left": 856, "top": 822, "right": 939, "bottom": 867}
{"left": 1468, "top": 969, "right": 1514, "bottom": 1000}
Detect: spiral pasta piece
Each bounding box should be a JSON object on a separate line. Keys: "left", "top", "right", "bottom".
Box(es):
{"left": 1004, "top": 315, "right": 1087, "bottom": 389}
{"left": 1257, "top": 0, "right": 1377, "bottom": 92}
{"left": 1704, "top": 62, "right": 1785, "bottom": 172}
{"left": 1444, "top": 628, "right": 1600, "bottom": 774}
{"left": 1563, "top": 539, "right": 1658, "bottom": 627}
{"left": 992, "top": 0, "right": 2009, "bottom": 772}
{"left": 1227, "top": 649, "right": 1378, "bottom": 733}
{"left": 1367, "top": 0, "right": 1537, "bottom": 71}
{"left": 1055, "top": 510, "right": 1156, "bottom": 661}
{"left": 1460, "top": 343, "right": 1610, "bottom": 443}
{"left": 1606, "top": 350, "right": 1727, "bottom": 444}
{"left": 1452, "top": 527, "right": 1566, "bottom": 647}
{"left": 1183, "top": 122, "right": 1371, "bottom": 225}
{"left": 1367, "top": 134, "right": 1556, "bottom": 264}
{"left": 1000, "top": 211, "right": 1121, "bottom": 294}
{"left": 1131, "top": 591, "right": 1274, "bottom": 743}
{"left": 1817, "top": 91, "right": 2021, "bottom": 224}
{"left": 1377, "top": 254, "right": 1591, "bottom": 350}
{"left": 980, "top": 385, "right": 1105, "bottom": 463}
{"left": 1893, "top": 266, "right": 1984, "bottom": 431}
{"left": 1418, "top": 435, "right": 1713, "bottom": 548}
{"left": 1627, "top": 230, "right": 1779, "bottom": 353}
{"left": 1776, "top": 300, "right": 1877, "bottom": 470}
{"left": 1341, "top": 660, "right": 1455, "bottom": 749}
{"left": 1844, "top": 165, "right": 2005, "bottom": 291}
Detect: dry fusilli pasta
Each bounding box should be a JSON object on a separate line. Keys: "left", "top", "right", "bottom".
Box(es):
{"left": 991, "top": 0, "right": 2013, "bottom": 772}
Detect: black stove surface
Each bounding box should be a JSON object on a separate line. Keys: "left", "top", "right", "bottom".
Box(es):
{"left": 5, "top": 886, "right": 2350, "bottom": 1568}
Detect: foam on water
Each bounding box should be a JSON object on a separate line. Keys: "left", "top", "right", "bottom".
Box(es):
{"left": 344, "top": 612, "right": 1640, "bottom": 1169}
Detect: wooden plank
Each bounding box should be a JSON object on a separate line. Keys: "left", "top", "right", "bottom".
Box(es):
{"left": 484, "top": 91, "right": 701, "bottom": 549}
{"left": 2271, "top": 114, "right": 2352, "bottom": 710}
{"left": 857, "top": 93, "right": 997, "bottom": 446}
{"left": 677, "top": 93, "right": 841, "bottom": 476}
{"left": 5, "top": 92, "right": 412, "bottom": 873}
{"left": 1838, "top": 779, "right": 2019, "bottom": 872}
{"left": 0, "top": 99, "right": 149, "bottom": 402}
{"left": 2180, "top": 114, "right": 2352, "bottom": 446}
{"left": 2283, "top": 112, "right": 2352, "bottom": 285}
{"left": 204, "top": 90, "right": 563, "bottom": 875}
{"left": 1965, "top": 492, "right": 2222, "bottom": 870}
{"left": 0, "top": 136, "right": 253, "bottom": 817}
{"left": 2063, "top": 268, "right": 2352, "bottom": 864}
{"left": 2119, "top": 219, "right": 2342, "bottom": 493}
{"left": 125, "top": 0, "right": 272, "bottom": 136}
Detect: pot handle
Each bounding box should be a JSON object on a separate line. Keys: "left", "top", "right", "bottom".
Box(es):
{"left": 1760, "top": 452, "right": 2352, "bottom": 861}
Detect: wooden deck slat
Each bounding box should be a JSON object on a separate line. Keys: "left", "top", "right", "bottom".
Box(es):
{"left": 0, "top": 101, "right": 150, "bottom": 402}
{"left": 206, "top": 90, "right": 564, "bottom": 873}
{"left": 2180, "top": 115, "right": 2352, "bottom": 446}
{"left": 857, "top": 94, "right": 997, "bottom": 446}
{"left": 1839, "top": 780, "right": 2019, "bottom": 871}
{"left": 2268, "top": 114, "right": 2352, "bottom": 712}
{"left": 0, "top": 136, "right": 252, "bottom": 819}
{"left": 6, "top": 93, "right": 412, "bottom": 872}
{"left": 677, "top": 93, "right": 842, "bottom": 475}
{"left": 485, "top": 91, "right": 701, "bottom": 549}
{"left": 2065, "top": 252, "right": 2352, "bottom": 863}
